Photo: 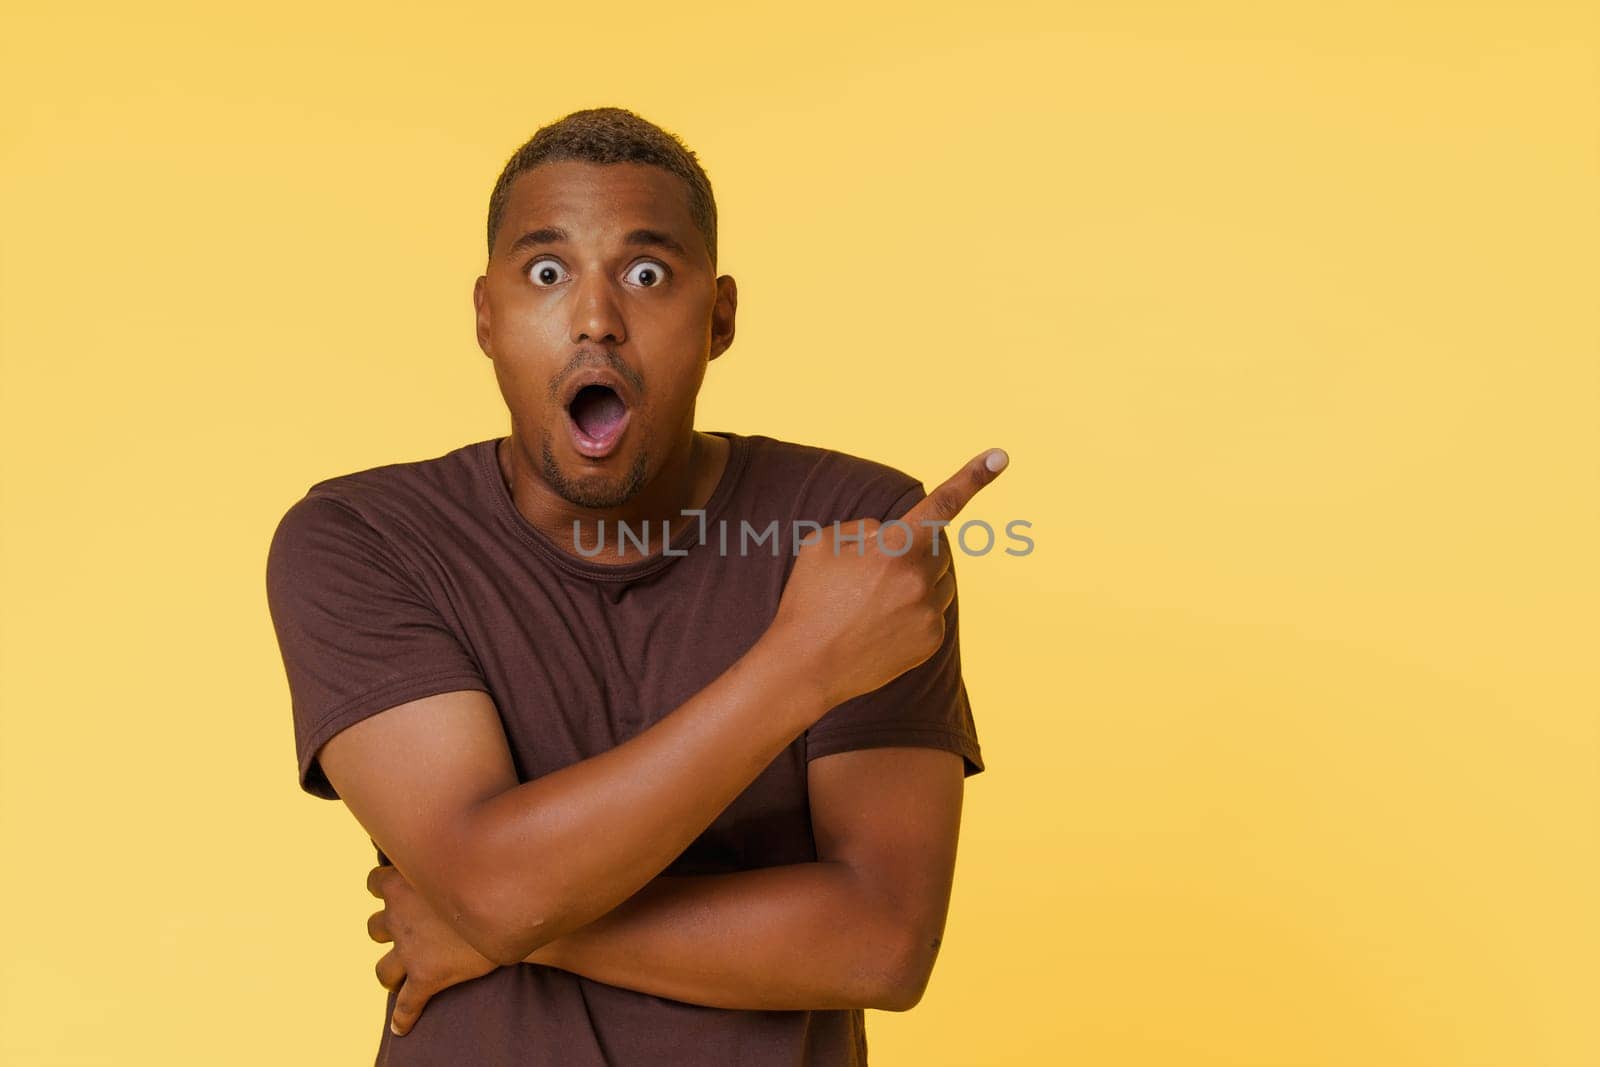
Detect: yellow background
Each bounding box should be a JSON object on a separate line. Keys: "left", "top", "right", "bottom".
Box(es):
{"left": 2, "top": 2, "right": 1595, "bottom": 1063}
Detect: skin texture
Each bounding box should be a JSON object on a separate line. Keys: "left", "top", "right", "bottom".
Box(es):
{"left": 322, "top": 159, "right": 1008, "bottom": 1037}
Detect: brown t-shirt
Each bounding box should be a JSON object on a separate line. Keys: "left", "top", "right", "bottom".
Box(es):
{"left": 264, "top": 430, "right": 984, "bottom": 1066}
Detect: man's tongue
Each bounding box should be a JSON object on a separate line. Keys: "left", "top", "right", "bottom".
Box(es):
{"left": 570, "top": 385, "right": 627, "bottom": 441}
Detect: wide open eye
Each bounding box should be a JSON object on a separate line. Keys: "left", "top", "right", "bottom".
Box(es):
{"left": 625, "top": 261, "right": 668, "bottom": 288}
{"left": 528, "top": 258, "right": 569, "bottom": 287}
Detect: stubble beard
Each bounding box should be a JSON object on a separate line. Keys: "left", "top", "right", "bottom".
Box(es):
{"left": 538, "top": 429, "right": 651, "bottom": 510}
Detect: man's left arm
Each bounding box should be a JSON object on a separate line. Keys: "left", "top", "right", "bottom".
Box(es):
{"left": 523, "top": 744, "right": 964, "bottom": 1011}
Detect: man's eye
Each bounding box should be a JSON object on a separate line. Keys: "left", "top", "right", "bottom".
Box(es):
{"left": 626, "top": 262, "right": 667, "bottom": 288}
{"left": 528, "top": 259, "right": 568, "bottom": 286}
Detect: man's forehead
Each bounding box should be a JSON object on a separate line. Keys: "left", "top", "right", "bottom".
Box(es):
{"left": 500, "top": 161, "right": 696, "bottom": 246}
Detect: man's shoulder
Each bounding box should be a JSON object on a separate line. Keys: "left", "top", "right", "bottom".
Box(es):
{"left": 303, "top": 437, "right": 486, "bottom": 509}
{"left": 733, "top": 431, "right": 925, "bottom": 520}
{"left": 268, "top": 437, "right": 489, "bottom": 554}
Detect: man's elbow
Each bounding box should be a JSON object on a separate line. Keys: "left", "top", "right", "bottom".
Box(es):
{"left": 872, "top": 964, "right": 934, "bottom": 1013}
{"left": 443, "top": 854, "right": 573, "bottom": 966}
{"left": 452, "top": 907, "right": 548, "bottom": 967}
{"left": 467, "top": 924, "right": 557, "bottom": 969}
{"left": 866, "top": 926, "right": 941, "bottom": 1012}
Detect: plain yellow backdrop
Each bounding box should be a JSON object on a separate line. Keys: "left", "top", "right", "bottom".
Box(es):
{"left": 2, "top": 1, "right": 1595, "bottom": 1064}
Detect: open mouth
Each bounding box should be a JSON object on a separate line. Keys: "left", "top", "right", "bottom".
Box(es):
{"left": 566, "top": 383, "right": 631, "bottom": 457}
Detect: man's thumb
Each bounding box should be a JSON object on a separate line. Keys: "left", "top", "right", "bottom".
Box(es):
{"left": 391, "top": 980, "right": 428, "bottom": 1037}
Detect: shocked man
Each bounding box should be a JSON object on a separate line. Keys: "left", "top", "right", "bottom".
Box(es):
{"left": 265, "top": 105, "right": 1006, "bottom": 1066}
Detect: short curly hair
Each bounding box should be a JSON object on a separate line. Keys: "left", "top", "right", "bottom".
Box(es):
{"left": 485, "top": 106, "right": 718, "bottom": 269}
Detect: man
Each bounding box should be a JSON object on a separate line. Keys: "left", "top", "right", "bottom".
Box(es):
{"left": 265, "top": 105, "right": 1007, "bottom": 1065}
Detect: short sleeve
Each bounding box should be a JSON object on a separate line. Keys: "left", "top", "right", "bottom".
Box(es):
{"left": 264, "top": 492, "right": 490, "bottom": 800}
{"left": 804, "top": 481, "right": 986, "bottom": 778}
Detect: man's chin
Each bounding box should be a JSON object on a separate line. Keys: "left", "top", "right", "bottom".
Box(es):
{"left": 557, "top": 479, "right": 639, "bottom": 511}
{"left": 538, "top": 436, "right": 650, "bottom": 510}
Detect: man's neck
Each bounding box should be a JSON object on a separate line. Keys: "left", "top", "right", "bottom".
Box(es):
{"left": 497, "top": 430, "right": 730, "bottom": 565}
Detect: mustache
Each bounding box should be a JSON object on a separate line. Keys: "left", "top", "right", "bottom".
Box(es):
{"left": 549, "top": 348, "right": 645, "bottom": 403}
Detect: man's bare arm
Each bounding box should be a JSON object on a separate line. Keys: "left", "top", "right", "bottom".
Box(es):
{"left": 518, "top": 747, "right": 964, "bottom": 1012}
{"left": 323, "top": 450, "right": 1002, "bottom": 968}
{"left": 324, "top": 630, "right": 825, "bottom": 966}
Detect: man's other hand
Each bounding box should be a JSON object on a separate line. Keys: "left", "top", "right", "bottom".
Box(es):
{"left": 368, "top": 864, "right": 499, "bottom": 1037}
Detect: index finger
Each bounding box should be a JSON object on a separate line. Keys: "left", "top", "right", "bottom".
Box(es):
{"left": 901, "top": 448, "right": 1009, "bottom": 534}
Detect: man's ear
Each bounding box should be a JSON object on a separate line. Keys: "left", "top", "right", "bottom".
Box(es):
{"left": 708, "top": 274, "right": 737, "bottom": 362}
{"left": 473, "top": 275, "right": 492, "bottom": 358}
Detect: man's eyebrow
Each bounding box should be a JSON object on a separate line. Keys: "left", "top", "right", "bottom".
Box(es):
{"left": 505, "top": 226, "right": 690, "bottom": 260}
{"left": 506, "top": 227, "right": 568, "bottom": 256}
{"left": 623, "top": 228, "right": 690, "bottom": 259}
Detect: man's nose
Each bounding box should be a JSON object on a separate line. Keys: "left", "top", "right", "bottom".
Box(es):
{"left": 569, "top": 274, "right": 627, "bottom": 345}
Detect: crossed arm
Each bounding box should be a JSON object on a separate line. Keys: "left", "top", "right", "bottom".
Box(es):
{"left": 322, "top": 623, "right": 966, "bottom": 1032}
{"left": 512, "top": 743, "right": 963, "bottom": 1010}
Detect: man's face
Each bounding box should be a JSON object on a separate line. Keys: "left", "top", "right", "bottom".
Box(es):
{"left": 474, "top": 160, "right": 736, "bottom": 509}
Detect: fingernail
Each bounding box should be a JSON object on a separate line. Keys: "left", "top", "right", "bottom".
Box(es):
{"left": 391, "top": 1021, "right": 402, "bottom": 1036}
{"left": 984, "top": 450, "right": 1008, "bottom": 473}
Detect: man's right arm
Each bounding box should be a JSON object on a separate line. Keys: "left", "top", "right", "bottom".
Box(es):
{"left": 317, "top": 448, "right": 1007, "bottom": 967}
{"left": 321, "top": 622, "right": 829, "bottom": 967}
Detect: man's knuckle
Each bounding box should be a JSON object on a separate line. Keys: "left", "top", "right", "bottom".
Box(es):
{"left": 894, "top": 566, "right": 924, "bottom": 599}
